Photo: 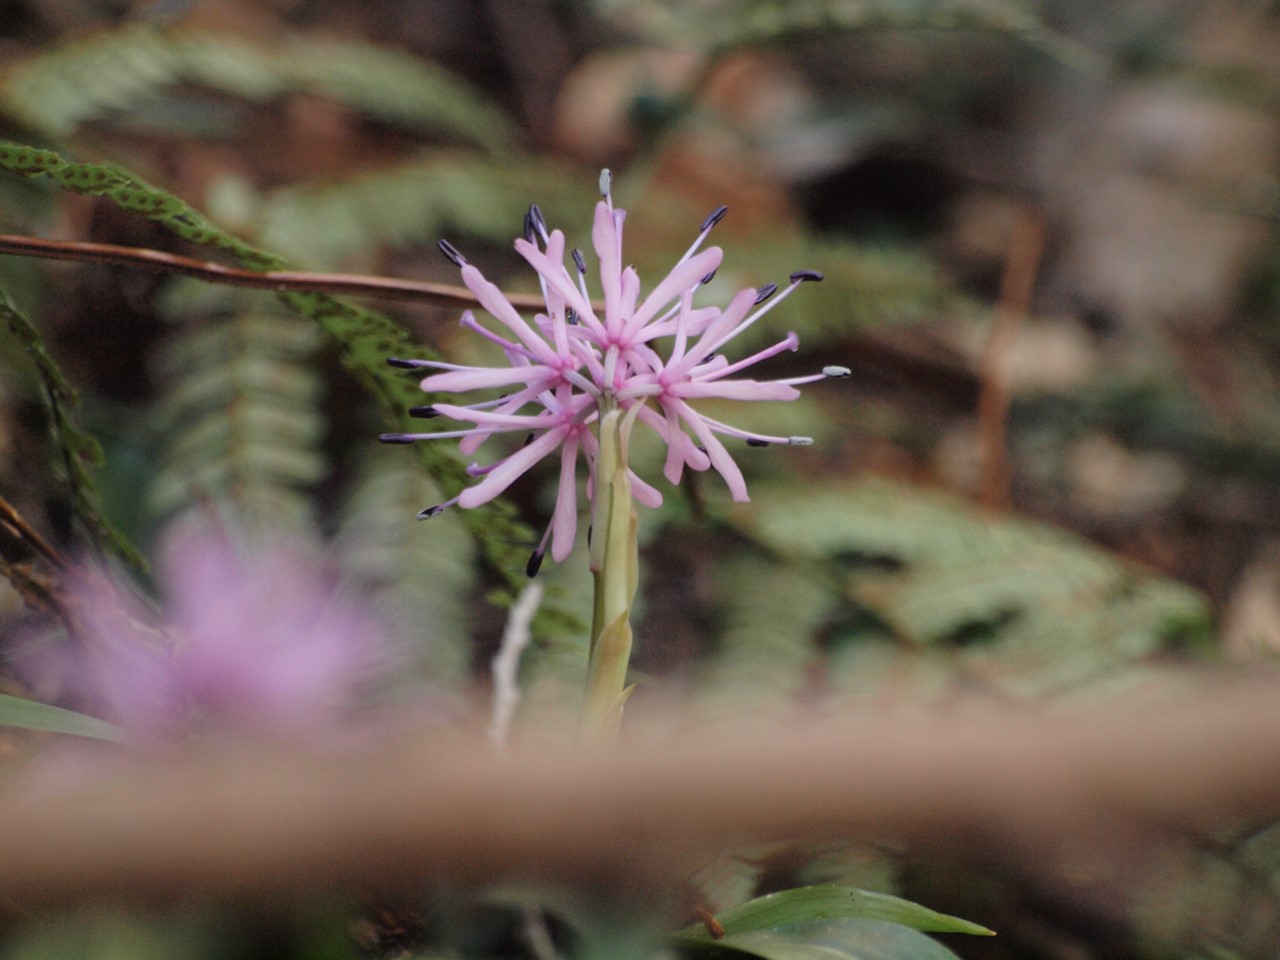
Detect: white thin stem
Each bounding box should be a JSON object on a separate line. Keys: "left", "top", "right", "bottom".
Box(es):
{"left": 487, "top": 581, "right": 545, "bottom": 752}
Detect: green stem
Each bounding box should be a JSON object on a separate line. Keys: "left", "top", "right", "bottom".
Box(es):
{"left": 579, "top": 405, "right": 641, "bottom": 744}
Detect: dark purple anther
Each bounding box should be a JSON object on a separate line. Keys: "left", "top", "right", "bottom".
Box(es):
{"left": 754, "top": 283, "right": 778, "bottom": 305}
{"left": 387, "top": 357, "right": 428, "bottom": 369}
{"left": 529, "top": 204, "right": 548, "bottom": 239}
{"left": 701, "top": 267, "right": 718, "bottom": 285}
{"left": 789, "top": 269, "right": 824, "bottom": 284}
{"left": 438, "top": 238, "right": 468, "bottom": 267}
{"left": 379, "top": 433, "right": 415, "bottom": 444}
{"left": 746, "top": 438, "right": 770, "bottom": 447}
{"left": 523, "top": 210, "right": 536, "bottom": 244}
{"left": 701, "top": 205, "right": 729, "bottom": 232}
{"left": 525, "top": 550, "right": 544, "bottom": 578}
{"left": 417, "top": 504, "right": 446, "bottom": 520}
{"left": 572, "top": 248, "right": 587, "bottom": 275}
{"left": 409, "top": 406, "right": 439, "bottom": 419}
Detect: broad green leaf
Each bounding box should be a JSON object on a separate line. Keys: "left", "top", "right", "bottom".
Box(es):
{"left": 675, "top": 886, "right": 993, "bottom": 941}
{"left": 681, "top": 918, "right": 968, "bottom": 960}
{"left": 0, "top": 693, "right": 124, "bottom": 742}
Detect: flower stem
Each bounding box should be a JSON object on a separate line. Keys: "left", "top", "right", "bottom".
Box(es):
{"left": 580, "top": 406, "right": 641, "bottom": 744}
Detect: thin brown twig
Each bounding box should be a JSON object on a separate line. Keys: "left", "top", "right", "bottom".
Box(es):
{"left": 975, "top": 207, "right": 1046, "bottom": 512}
{"left": 0, "top": 494, "right": 68, "bottom": 571}
{"left": 0, "top": 234, "right": 550, "bottom": 311}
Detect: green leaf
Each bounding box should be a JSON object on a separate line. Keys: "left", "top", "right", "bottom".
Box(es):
{"left": 0, "top": 693, "right": 125, "bottom": 742}
{"left": 676, "top": 886, "right": 993, "bottom": 943}
{"left": 680, "top": 918, "right": 968, "bottom": 960}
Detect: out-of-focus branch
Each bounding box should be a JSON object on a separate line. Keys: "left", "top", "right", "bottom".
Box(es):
{"left": 0, "top": 677, "right": 1278, "bottom": 911}
{"left": 976, "top": 206, "right": 1046, "bottom": 511}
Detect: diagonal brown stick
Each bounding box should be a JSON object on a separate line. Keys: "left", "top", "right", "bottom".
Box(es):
{"left": 0, "top": 678, "right": 1278, "bottom": 911}
{"left": 0, "top": 234, "right": 550, "bottom": 311}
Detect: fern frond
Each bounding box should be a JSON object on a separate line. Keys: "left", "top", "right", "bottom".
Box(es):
{"left": 738, "top": 477, "right": 1211, "bottom": 698}
{"left": 335, "top": 458, "right": 476, "bottom": 682}
{"left": 698, "top": 553, "right": 839, "bottom": 707}
{"left": 718, "top": 236, "right": 976, "bottom": 341}
{"left": 592, "top": 0, "right": 1098, "bottom": 68}
{"left": 0, "top": 290, "right": 145, "bottom": 568}
{"left": 256, "top": 156, "right": 586, "bottom": 269}
{"left": 150, "top": 297, "right": 326, "bottom": 529}
{"left": 1, "top": 26, "right": 516, "bottom": 150}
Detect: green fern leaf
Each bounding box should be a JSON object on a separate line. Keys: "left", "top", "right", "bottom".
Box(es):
{"left": 256, "top": 156, "right": 586, "bottom": 269}
{"left": 699, "top": 553, "right": 839, "bottom": 707}
{"left": 150, "top": 297, "right": 326, "bottom": 529}
{"left": 335, "top": 458, "right": 476, "bottom": 682}
{"left": 593, "top": 0, "right": 1098, "bottom": 68}
{"left": 1, "top": 25, "right": 516, "bottom": 150}
{"left": 0, "top": 291, "right": 145, "bottom": 568}
{"left": 738, "top": 477, "right": 1211, "bottom": 698}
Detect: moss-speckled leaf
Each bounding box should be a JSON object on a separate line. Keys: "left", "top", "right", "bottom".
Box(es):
{"left": 679, "top": 919, "right": 969, "bottom": 960}
{"left": 676, "top": 886, "right": 992, "bottom": 944}
{"left": 0, "top": 693, "right": 124, "bottom": 742}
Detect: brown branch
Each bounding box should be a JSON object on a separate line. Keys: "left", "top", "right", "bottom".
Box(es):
{"left": 0, "top": 494, "right": 68, "bottom": 571}
{"left": 975, "top": 207, "right": 1046, "bottom": 511}
{"left": 0, "top": 235, "right": 551, "bottom": 312}
{"left": 0, "top": 677, "right": 1278, "bottom": 910}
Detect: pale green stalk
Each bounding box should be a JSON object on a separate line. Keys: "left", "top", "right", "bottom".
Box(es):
{"left": 579, "top": 405, "right": 642, "bottom": 744}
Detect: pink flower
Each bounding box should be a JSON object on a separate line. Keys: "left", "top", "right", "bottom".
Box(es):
{"left": 382, "top": 171, "right": 847, "bottom": 573}
{"left": 38, "top": 526, "right": 388, "bottom": 744}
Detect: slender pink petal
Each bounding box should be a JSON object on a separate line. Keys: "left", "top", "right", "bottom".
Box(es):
{"left": 550, "top": 437, "right": 580, "bottom": 561}
{"left": 671, "top": 399, "right": 749, "bottom": 501}
{"left": 420, "top": 365, "right": 552, "bottom": 393}
{"left": 629, "top": 470, "right": 663, "bottom": 507}
{"left": 460, "top": 265, "right": 561, "bottom": 366}
{"left": 458, "top": 425, "right": 571, "bottom": 508}
{"left": 671, "top": 379, "right": 801, "bottom": 402}
{"left": 622, "top": 247, "right": 723, "bottom": 341}
{"left": 542, "top": 230, "right": 572, "bottom": 357}
{"left": 593, "top": 201, "right": 624, "bottom": 336}
{"left": 620, "top": 266, "right": 641, "bottom": 319}
{"left": 515, "top": 239, "right": 604, "bottom": 337}
{"left": 665, "top": 287, "right": 756, "bottom": 376}
{"left": 430, "top": 403, "right": 556, "bottom": 430}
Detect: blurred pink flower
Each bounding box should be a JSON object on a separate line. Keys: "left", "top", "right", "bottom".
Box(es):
{"left": 382, "top": 171, "right": 847, "bottom": 572}
{"left": 44, "top": 527, "right": 387, "bottom": 745}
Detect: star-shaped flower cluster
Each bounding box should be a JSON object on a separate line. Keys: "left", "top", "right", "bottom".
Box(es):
{"left": 382, "top": 172, "right": 847, "bottom": 572}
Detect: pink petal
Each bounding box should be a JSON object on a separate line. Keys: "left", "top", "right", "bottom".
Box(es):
{"left": 550, "top": 437, "right": 581, "bottom": 561}
{"left": 593, "top": 201, "right": 624, "bottom": 335}
{"left": 457, "top": 425, "right": 570, "bottom": 508}
{"left": 629, "top": 470, "right": 664, "bottom": 508}
{"left": 623, "top": 247, "right": 723, "bottom": 341}
{"left": 515, "top": 239, "right": 605, "bottom": 338}
{"left": 666, "top": 287, "right": 756, "bottom": 376}
{"left": 671, "top": 399, "right": 749, "bottom": 501}
{"left": 671, "top": 379, "right": 802, "bottom": 402}
{"left": 419, "top": 365, "right": 552, "bottom": 393}
{"left": 460, "top": 265, "right": 561, "bottom": 366}
{"left": 430, "top": 403, "right": 556, "bottom": 431}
